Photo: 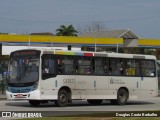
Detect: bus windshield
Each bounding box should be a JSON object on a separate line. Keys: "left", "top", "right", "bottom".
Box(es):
{"left": 7, "top": 50, "right": 40, "bottom": 85}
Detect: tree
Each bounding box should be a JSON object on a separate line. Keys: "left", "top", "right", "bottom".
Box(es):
{"left": 77, "top": 22, "right": 107, "bottom": 35}
{"left": 56, "top": 25, "right": 78, "bottom": 36}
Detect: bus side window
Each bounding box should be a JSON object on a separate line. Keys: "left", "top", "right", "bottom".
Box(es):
{"left": 108, "top": 58, "right": 125, "bottom": 76}
{"left": 58, "top": 56, "right": 74, "bottom": 74}
{"left": 108, "top": 67, "right": 112, "bottom": 75}
{"left": 94, "top": 58, "right": 106, "bottom": 75}
{"left": 58, "top": 58, "right": 64, "bottom": 74}
{"left": 76, "top": 57, "right": 91, "bottom": 75}
{"left": 141, "top": 60, "right": 155, "bottom": 77}
{"left": 42, "top": 57, "right": 57, "bottom": 80}
{"left": 126, "top": 59, "right": 140, "bottom": 76}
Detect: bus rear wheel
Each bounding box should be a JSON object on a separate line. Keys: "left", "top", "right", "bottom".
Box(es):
{"left": 87, "top": 100, "right": 103, "bottom": 105}
{"left": 29, "top": 100, "right": 40, "bottom": 106}
{"left": 110, "top": 88, "right": 128, "bottom": 105}
{"left": 55, "top": 89, "right": 69, "bottom": 107}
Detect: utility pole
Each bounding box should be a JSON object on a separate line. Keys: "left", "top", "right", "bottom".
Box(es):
{"left": 28, "top": 35, "right": 30, "bottom": 48}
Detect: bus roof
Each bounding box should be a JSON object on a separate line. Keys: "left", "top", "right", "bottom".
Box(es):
{"left": 41, "top": 49, "right": 156, "bottom": 60}
{"left": 11, "top": 48, "right": 156, "bottom": 60}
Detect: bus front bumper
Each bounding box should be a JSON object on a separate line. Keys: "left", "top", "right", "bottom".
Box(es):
{"left": 6, "top": 90, "right": 41, "bottom": 100}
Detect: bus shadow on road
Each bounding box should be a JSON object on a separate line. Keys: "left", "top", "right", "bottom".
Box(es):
{"left": 69, "top": 100, "right": 154, "bottom": 107}
{"left": 126, "top": 100, "right": 155, "bottom": 105}
{"left": 5, "top": 100, "right": 154, "bottom": 108}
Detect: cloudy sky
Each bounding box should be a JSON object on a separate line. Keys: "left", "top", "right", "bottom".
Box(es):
{"left": 0, "top": 0, "right": 160, "bottom": 38}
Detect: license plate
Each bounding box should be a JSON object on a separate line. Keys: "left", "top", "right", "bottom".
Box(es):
{"left": 16, "top": 94, "right": 23, "bottom": 97}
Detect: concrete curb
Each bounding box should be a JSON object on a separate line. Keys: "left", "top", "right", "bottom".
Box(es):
{"left": 0, "top": 94, "right": 6, "bottom": 100}
{"left": 0, "top": 98, "right": 6, "bottom": 100}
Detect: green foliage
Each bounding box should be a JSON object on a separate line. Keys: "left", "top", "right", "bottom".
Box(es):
{"left": 56, "top": 25, "right": 78, "bottom": 36}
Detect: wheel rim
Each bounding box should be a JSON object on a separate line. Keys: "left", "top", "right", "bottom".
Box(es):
{"left": 119, "top": 92, "right": 126, "bottom": 103}
{"left": 59, "top": 93, "right": 67, "bottom": 103}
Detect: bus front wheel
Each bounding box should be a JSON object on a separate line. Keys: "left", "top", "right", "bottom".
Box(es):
{"left": 29, "top": 100, "right": 40, "bottom": 106}
{"left": 55, "top": 89, "right": 69, "bottom": 107}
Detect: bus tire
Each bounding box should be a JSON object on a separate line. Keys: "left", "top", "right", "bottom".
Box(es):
{"left": 110, "top": 89, "right": 128, "bottom": 105}
{"left": 116, "top": 88, "right": 128, "bottom": 105}
{"left": 29, "top": 100, "right": 40, "bottom": 106}
{"left": 87, "top": 100, "right": 103, "bottom": 105}
{"left": 55, "top": 89, "right": 69, "bottom": 107}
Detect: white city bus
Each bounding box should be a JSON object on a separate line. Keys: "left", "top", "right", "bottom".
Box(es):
{"left": 6, "top": 49, "right": 158, "bottom": 107}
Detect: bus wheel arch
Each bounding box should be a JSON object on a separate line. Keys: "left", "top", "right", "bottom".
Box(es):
{"left": 55, "top": 86, "right": 72, "bottom": 107}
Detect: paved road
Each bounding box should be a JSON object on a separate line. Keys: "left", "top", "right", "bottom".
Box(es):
{"left": 0, "top": 97, "right": 160, "bottom": 119}
{"left": 0, "top": 97, "right": 160, "bottom": 111}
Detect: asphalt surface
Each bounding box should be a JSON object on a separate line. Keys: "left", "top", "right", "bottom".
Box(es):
{"left": 0, "top": 97, "right": 160, "bottom": 111}
{"left": 0, "top": 97, "right": 160, "bottom": 119}
{"left": 0, "top": 92, "right": 160, "bottom": 119}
